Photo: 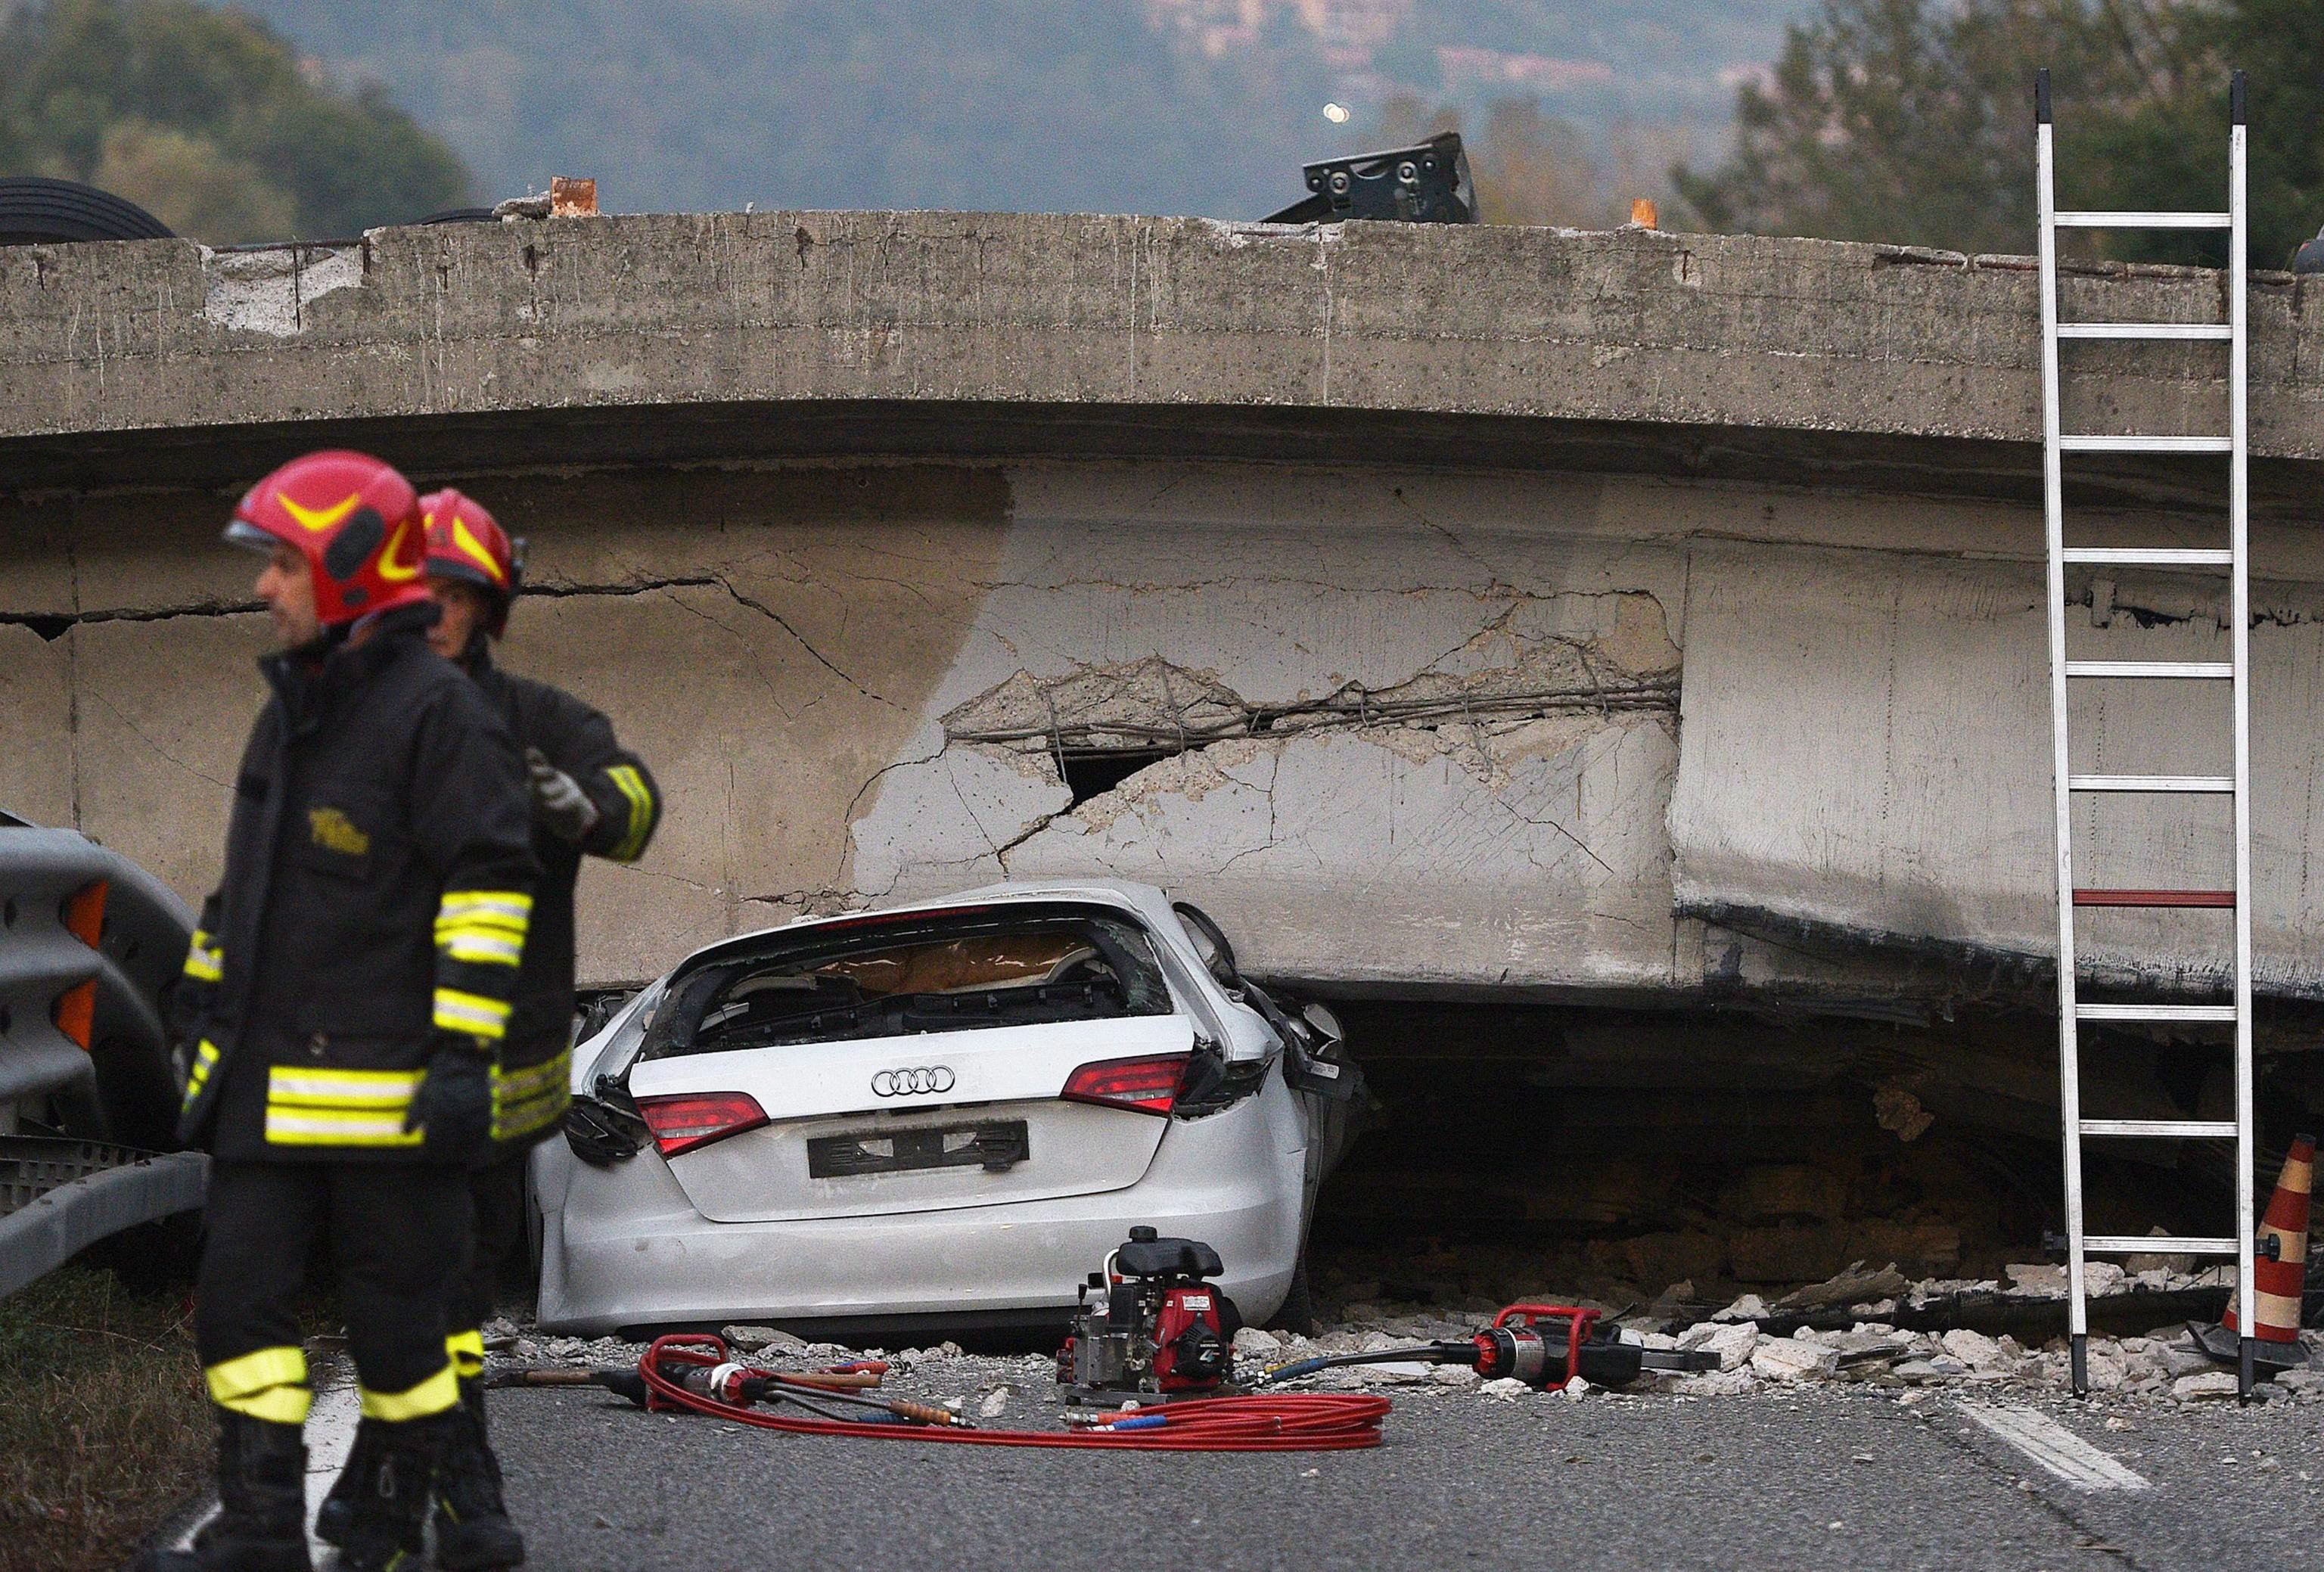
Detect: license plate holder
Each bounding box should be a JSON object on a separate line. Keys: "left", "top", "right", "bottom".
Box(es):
{"left": 808, "top": 1120, "right": 1030, "bottom": 1178}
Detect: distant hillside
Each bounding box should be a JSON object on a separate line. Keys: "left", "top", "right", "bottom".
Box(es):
{"left": 0, "top": 0, "right": 469, "bottom": 242}
{"left": 231, "top": 0, "right": 1802, "bottom": 219}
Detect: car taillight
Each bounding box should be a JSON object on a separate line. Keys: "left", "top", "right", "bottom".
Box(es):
{"left": 1061, "top": 1055, "right": 1189, "bottom": 1117}
{"left": 635, "top": 1091, "right": 769, "bottom": 1157}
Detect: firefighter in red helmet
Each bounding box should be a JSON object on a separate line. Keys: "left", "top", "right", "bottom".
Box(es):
{"left": 146, "top": 452, "right": 537, "bottom": 1572}
{"left": 312, "top": 486, "right": 660, "bottom": 1570}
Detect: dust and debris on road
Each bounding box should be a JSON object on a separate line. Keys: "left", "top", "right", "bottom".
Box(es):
{"left": 480, "top": 1250, "right": 2320, "bottom": 1424}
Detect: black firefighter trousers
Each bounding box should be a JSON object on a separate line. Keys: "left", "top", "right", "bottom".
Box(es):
{"left": 194, "top": 1160, "right": 471, "bottom": 1429}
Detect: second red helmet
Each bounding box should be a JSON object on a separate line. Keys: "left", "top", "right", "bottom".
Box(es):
{"left": 418, "top": 489, "right": 525, "bottom": 637}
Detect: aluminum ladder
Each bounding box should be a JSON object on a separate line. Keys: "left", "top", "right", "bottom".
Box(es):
{"left": 2035, "top": 67, "right": 2258, "bottom": 1400}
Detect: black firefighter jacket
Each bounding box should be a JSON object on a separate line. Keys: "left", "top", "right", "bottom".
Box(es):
{"left": 460, "top": 638, "right": 662, "bottom": 1148}
{"left": 179, "top": 607, "right": 539, "bottom": 1163}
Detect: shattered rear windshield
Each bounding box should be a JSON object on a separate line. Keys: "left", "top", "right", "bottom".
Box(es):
{"left": 638, "top": 906, "right": 1176, "bottom": 1061}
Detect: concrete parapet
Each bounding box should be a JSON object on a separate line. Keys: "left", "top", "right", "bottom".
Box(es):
{"left": 2, "top": 215, "right": 2319, "bottom": 499}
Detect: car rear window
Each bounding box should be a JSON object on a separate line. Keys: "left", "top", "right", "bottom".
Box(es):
{"left": 638, "top": 906, "right": 1176, "bottom": 1061}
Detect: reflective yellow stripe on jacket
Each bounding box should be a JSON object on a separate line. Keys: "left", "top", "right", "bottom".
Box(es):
{"left": 604, "top": 765, "right": 655, "bottom": 862}
{"left": 491, "top": 1047, "right": 572, "bottom": 1142}
{"left": 263, "top": 1064, "right": 424, "bottom": 1149}
{"left": 434, "top": 890, "right": 531, "bottom": 965}
{"left": 182, "top": 927, "right": 224, "bottom": 983}
{"left": 433, "top": 890, "right": 530, "bottom": 1040}
{"left": 182, "top": 1039, "right": 220, "bottom": 1111}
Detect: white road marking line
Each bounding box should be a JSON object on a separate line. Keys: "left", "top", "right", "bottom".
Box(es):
{"left": 174, "top": 1352, "right": 365, "bottom": 1554}
{"left": 1959, "top": 1403, "right": 2153, "bottom": 1492}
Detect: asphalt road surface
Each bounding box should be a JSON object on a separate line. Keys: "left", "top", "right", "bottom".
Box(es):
{"left": 484, "top": 1372, "right": 2324, "bottom": 1570}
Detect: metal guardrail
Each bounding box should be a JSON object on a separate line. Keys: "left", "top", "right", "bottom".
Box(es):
{"left": 0, "top": 823, "right": 204, "bottom": 1294}
{"left": 0, "top": 1136, "right": 207, "bottom": 1296}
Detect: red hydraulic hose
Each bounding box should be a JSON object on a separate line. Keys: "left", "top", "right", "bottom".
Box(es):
{"left": 637, "top": 1334, "right": 1389, "bottom": 1452}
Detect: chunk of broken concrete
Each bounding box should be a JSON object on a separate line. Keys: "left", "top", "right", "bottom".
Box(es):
{"left": 1712, "top": 1293, "right": 1772, "bottom": 1323}
{"left": 1677, "top": 1321, "right": 1763, "bottom": 1372}
{"left": 2003, "top": 1263, "right": 2067, "bottom": 1297}
{"left": 2173, "top": 1372, "right": 2240, "bottom": 1402}
{"left": 2123, "top": 1226, "right": 2198, "bottom": 1276}
{"left": 1751, "top": 1337, "right": 1841, "bottom": 1381}
{"left": 1939, "top": 1328, "right": 2010, "bottom": 1375}
{"left": 721, "top": 1325, "right": 807, "bottom": 1354}
{"left": 1776, "top": 1261, "right": 1908, "bottom": 1313}
{"left": 1479, "top": 1378, "right": 1530, "bottom": 1400}
{"left": 1232, "top": 1326, "right": 1282, "bottom": 1358}
{"left": 1672, "top": 1369, "right": 1756, "bottom": 1397}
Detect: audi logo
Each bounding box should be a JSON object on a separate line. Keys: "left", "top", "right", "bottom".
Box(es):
{"left": 872, "top": 1066, "right": 955, "bottom": 1098}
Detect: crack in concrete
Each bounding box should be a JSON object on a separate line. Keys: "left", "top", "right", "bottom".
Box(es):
{"left": 0, "top": 600, "right": 263, "bottom": 640}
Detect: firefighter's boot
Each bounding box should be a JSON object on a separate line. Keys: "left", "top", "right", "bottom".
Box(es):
{"left": 328, "top": 1412, "right": 455, "bottom": 1572}
{"left": 138, "top": 1412, "right": 312, "bottom": 1571}
{"left": 432, "top": 1378, "right": 525, "bottom": 1569}
{"left": 312, "top": 1418, "right": 384, "bottom": 1547}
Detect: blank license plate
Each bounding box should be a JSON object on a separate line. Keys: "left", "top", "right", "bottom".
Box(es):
{"left": 807, "top": 1120, "right": 1029, "bottom": 1178}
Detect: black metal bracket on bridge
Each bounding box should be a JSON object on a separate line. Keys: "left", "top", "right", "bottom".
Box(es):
{"left": 1262, "top": 132, "right": 1475, "bottom": 226}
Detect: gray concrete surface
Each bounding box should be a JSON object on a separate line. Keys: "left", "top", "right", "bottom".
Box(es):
{"left": 484, "top": 1378, "right": 2324, "bottom": 1570}
{"left": 5, "top": 216, "right": 2322, "bottom": 491}
{"left": 8, "top": 216, "right": 2324, "bottom": 1011}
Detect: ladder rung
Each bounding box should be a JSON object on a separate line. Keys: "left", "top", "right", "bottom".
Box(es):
{"left": 2052, "top": 210, "right": 2232, "bottom": 229}
{"left": 2083, "top": 1235, "right": 2240, "bottom": 1256}
{"left": 2068, "top": 774, "right": 2232, "bottom": 793}
{"left": 2072, "top": 890, "right": 2235, "bottom": 910}
{"left": 2075, "top": 1001, "right": 2237, "bottom": 1020}
{"left": 2060, "top": 548, "right": 2233, "bottom": 567}
{"left": 2079, "top": 1119, "right": 2239, "bottom": 1139}
{"left": 2055, "top": 322, "right": 2232, "bottom": 340}
{"left": 2065, "top": 660, "right": 2232, "bottom": 679}
{"left": 2058, "top": 435, "right": 2234, "bottom": 454}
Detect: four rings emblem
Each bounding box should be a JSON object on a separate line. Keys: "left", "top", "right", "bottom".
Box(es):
{"left": 872, "top": 1066, "right": 955, "bottom": 1098}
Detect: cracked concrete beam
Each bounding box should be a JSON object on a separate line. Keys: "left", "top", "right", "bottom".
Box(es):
{"left": 1671, "top": 541, "right": 2324, "bottom": 999}
{"left": 0, "top": 624, "right": 72, "bottom": 825}
{"left": 849, "top": 483, "right": 1696, "bottom": 992}
{"left": 999, "top": 722, "right": 1682, "bottom": 991}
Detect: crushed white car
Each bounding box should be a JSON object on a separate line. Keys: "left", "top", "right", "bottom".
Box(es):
{"left": 530, "top": 881, "right": 1365, "bottom": 1339}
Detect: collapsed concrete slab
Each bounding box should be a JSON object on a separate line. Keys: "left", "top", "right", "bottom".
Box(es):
{"left": 4, "top": 213, "right": 2323, "bottom": 1017}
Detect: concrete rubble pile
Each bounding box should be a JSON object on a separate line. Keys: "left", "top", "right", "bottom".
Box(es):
{"left": 482, "top": 1246, "right": 2322, "bottom": 1413}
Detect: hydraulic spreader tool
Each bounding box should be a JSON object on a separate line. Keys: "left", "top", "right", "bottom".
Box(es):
{"left": 1255, "top": 1303, "right": 1719, "bottom": 1391}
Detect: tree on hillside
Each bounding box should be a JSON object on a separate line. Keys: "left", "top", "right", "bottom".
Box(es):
{"left": 1673, "top": 0, "right": 2324, "bottom": 267}
{"left": 0, "top": 0, "right": 471, "bottom": 243}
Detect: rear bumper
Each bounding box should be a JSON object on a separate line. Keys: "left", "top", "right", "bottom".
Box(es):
{"left": 533, "top": 1090, "right": 1307, "bottom": 1336}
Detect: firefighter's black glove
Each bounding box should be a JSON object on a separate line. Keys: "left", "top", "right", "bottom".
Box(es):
{"left": 406, "top": 1034, "right": 494, "bottom": 1163}
{"left": 526, "top": 747, "right": 601, "bottom": 843}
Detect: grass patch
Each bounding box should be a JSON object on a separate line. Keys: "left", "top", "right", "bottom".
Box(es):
{"left": 0, "top": 1264, "right": 212, "bottom": 1572}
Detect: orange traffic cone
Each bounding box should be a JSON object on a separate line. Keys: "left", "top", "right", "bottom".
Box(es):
{"left": 2193, "top": 1133, "right": 2313, "bottom": 1372}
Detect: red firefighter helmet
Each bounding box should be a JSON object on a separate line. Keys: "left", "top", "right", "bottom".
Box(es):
{"left": 225, "top": 451, "right": 432, "bottom": 628}
{"left": 418, "top": 488, "right": 524, "bottom": 637}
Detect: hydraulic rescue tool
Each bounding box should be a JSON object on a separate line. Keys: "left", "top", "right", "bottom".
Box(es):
{"left": 492, "top": 1230, "right": 1388, "bottom": 1450}
{"left": 1257, "top": 1303, "right": 1720, "bottom": 1392}
{"left": 1057, "top": 1227, "right": 1241, "bottom": 1404}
